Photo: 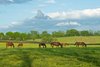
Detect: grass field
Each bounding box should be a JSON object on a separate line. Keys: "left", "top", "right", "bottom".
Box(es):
{"left": 0, "top": 36, "right": 100, "bottom": 67}
{"left": 0, "top": 48, "right": 100, "bottom": 67}
{"left": 57, "top": 36, "right": 100, "bottom": 44}
{"left": 34, "top": 36, "right": 100, "bottom": 44}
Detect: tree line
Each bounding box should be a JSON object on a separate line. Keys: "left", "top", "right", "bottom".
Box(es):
{"left": 0, "top": 29, "right": 100, "bottom": 42}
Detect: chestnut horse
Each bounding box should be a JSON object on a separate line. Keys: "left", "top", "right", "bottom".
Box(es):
{"left": 50, "top": 42, "right": 63, "bottom": 48}
{"left": 74, "top": 42, "right": 87, "bottom": 47}
{"left": 18, "top": 42, "right": 23, "bottom": 47}
{"left": 6, "top": 41, "right": 15, "bottom": 48}
{"left": 39, "top": 42, "right": 46, "bottom": 48}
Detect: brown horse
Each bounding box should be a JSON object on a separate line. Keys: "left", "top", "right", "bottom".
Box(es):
{"left": 18, "top": 42, "right": 23, "bottom": 47}
{"left": 74, "top": 42, "right": 87, "bottom": 47}
{"left": 6, "top": 41, "right": 15, "bottom": 48}
{"left": 50, "top": 42, "right": 63, "bottom": 48}
{"left": 39, "top": 42, "right": 46, "bottom": 48}
{"left": 62, "top": 43, "right": 69, "bottom": 47}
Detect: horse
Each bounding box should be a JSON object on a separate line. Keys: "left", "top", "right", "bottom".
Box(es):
{"left": 18, "top": 42, "right": 23, "bottom": 48}
{"left": 50, "top": 42, "right": 63, "bottom": 48}
{"left": 6, "top": 41, "right": 15, "bottom": 48}
{"left": 62, "top": 43, "right": 69, "bottom": 47}
{"left": 39, "top": 42, "right": 46, "bottom": 48}
{"left": 74, "top": 42, "right": 87, "bottom": 47}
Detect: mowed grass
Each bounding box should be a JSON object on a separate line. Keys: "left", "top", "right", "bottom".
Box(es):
{"left": 0, "top": 36, "right": 100, "bottom": 67}
{"left": 0, "top": 48, "right": 100, "bottom": 67}
{"left": 57, "top": 36, "right": 100, "bottom": 44}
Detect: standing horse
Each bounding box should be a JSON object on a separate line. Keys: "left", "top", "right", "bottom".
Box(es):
{"left": 39, "top": 42, "right": 46, "bottom": 48}
{"left": 50, "top": 42, "right": 63, "bottom": 48}
{"left": 6, "top": 41, "right": 15, "bottom": 48}
{"left": 18, "top": 42, "right": 23, "bottom": 48}
{"left": 74, "top": 42, "right": 87, "bottom": 47}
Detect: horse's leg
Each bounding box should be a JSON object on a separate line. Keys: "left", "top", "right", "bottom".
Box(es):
{"left": 77, "top": 45, "right": 79, "bottom": 47}
{"left": 52, "top": 45, "right": 54, "bottom": 48}
{"left": 39, "top": 45, "right": 41, "bottom": 48}
{"left": 45, "top": 45, "right": 46, "bottom": 48}
{"left": 61, "top": 45, "right": 63, "bottom": 48}
{"left": 43, "top": 46, "right": 44, "bottom": 48}
{"left": 13, "top": 45, "right": 14, "bottom": 48}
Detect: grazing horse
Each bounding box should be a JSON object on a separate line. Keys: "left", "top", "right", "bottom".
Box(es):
{"left": 62, "top": 43, "right": 69, "bottom": 47}
{"left": 18, "top": 42, "right": 23, "bottom": 47}
{"left": 50, "top": 42, "right": 63, "bottom": 48}
{"left": 74, "top": 42, "right": 87, "bottom": 47}
{"left": 39, "top": 42, "right": 46, "bottom": 48}
{"left": 6, "top": 41, "right": 14, "bottom": 48}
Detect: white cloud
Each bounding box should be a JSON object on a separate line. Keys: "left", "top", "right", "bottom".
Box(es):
{"left": 0, "top": 25, "right": 9, "bottom": 29}
{"left": 37, "top": 0, "right": 56, "bottom": 8}
{"left": 56, "top": 21, "right": 81, "bottom": 26}
{"left": 8, "top": 0, "right": 14, "bottom": 2}
{"left": 47, "top": 8, "right": 100, "bottom": 19}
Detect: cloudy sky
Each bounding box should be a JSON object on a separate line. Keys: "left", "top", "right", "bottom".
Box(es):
{"left": 0, "top": 0, "right": 100, "bottom": 32}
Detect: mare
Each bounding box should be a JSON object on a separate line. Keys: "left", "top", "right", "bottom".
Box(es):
{"left": 74, "top": 42, "right": 87, "bottom": 47}
{"left": 6, "top": 41, "right": 14, "bottom": 48}
{"left": 50, "top": 42, "right": 63, "bottom": 48}
{"left": 39, "top": 42, "right": 46, "bottom": 48}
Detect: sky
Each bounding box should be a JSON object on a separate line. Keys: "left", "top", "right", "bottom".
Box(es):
{"left": 0, "top": 0, "right": 100, "bottom": 32}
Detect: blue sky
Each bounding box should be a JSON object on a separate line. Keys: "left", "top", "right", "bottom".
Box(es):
{"left": 0, "top": 0, "right": 100, "bottom": 32}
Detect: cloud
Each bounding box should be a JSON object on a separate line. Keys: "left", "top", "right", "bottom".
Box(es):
{"left": 56, "top": 21, "right": 81, "bottom": 26}
{"left": 0, "top": 0, "right": 32, "bottom": 4}
{"left": 38, "top": 0, "right": 56, "bottom": 8}
{"left": 0, "top": 9, "right": 100, "bottom": 32}
{"left": 47, "top": 8, "right": 100, "bottom": 19}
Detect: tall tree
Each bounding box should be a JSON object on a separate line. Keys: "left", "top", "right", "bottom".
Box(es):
{"left": 80, "top": 30, "right": 92, "bottom": 36}
{"left": 66, "top": 29, "right": 80, "bottom": 36}
{"left": 30, "top": 30, "right": 40, "bottom": 40}
{"left": 6, "top": 32, "right": 14, "bottom": 40}
{"left": 0, "top": 32, "right": 4, "bottom": 40}
{"left": 52, "top": 31, "right": 65, "bottom": 37}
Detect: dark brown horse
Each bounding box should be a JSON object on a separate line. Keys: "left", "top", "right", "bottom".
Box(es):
{"left": 6, "top": 41, "right": 15, "bottom": 48}
{"left": 18, "top": 42, "right": 23, "bottom": 47}
{"left": 50, "top": 42, "right": 63, "bottom": 48}
{"left": 74, "top": 42, "right": 87, "bottom": 47}
{"left": 39, "top": 42, "right": 46, "bottom": 48}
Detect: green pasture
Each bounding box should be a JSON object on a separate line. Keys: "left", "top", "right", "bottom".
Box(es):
{"left": 0, "top": 36, "right": 100, "bottom": 67}
{"left": 57, "top": 36, "right": 100, "bottom": 44}
{"left": 34, "top": 36, "right": 100, "bottom": 44}
{"left": 0, "top": 48, "right": 100, "bottom": 67}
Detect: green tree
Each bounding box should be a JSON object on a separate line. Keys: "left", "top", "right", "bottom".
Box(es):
{"left": 40, "top": 31, "right": 55, "bottom": 43}
{"left": 52, "top": 31, "right": 65, "bottom": 37}
{"left": 30, "top": 30, "right": 40, "bottom": 40}
{"left": 13, "top": 32, "right": 21, "bottom": 40}
{"left": 0, "top": 32, "right": 4, "bottom": 40}
{"left": 66, "top": 29, "right": 80, "bottom": 36}
{"left": 5, "top": 32, "right": 14, "bottom": 40}
{"left": 20, "top": 33, "right": 28, "bottom": 40}
{"left": 94, "top": 31, "right": 100, "bottom": 36}
{"left": 80, "top": 30, "right": 92, "bottom": 36}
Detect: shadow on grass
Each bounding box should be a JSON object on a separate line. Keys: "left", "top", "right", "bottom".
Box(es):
{"left": 0, "top": 48, "right": 100, "bottom": 67}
